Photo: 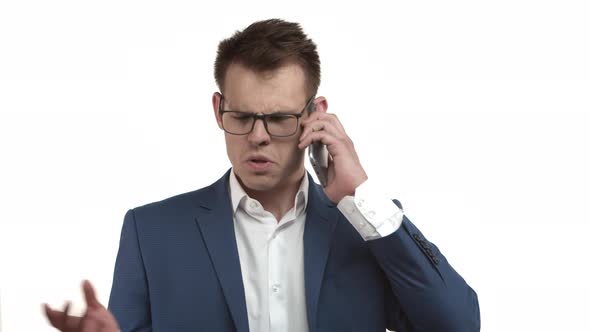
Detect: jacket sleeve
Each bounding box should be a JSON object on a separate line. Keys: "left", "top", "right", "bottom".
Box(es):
{"left": 368, "top": 200, "right": 480, "bottom": 332}
{"left": 108, "top": 209, "right": 153, "bottom": 332}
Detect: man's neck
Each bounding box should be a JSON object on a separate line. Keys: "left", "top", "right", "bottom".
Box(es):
{"left": 242, "top": 170, "right": 305, "bottom": 222}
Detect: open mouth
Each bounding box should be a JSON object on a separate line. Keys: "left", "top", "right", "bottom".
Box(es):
{"left": 247, "top": 159, "right": 272, "bottom": 170}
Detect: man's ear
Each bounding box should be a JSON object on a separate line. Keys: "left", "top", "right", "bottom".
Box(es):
{"left": 312, "top": 96, "right": 328, "bottom": 113}
{"left": 212, "top": 92, "right": 223, "bottom": 129}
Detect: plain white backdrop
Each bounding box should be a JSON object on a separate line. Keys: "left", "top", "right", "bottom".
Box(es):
{"left": 1, "top": 0, "right": 589, "bottom": 331}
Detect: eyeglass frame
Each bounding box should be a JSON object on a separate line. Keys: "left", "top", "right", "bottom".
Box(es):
{"left": 217, "top": 92, "right": 316, "bottom": 137}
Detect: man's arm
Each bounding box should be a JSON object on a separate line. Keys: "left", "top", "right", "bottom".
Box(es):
{"left": 108, "top": 209, "right": 152, "bottom": 332}
{"left": 368, "top": 213, "right": 480, "bottom": 332}
{"left": 339, "top": 193, "right": 480, "bottom": 331}
{"left": 299, "top": 109, "right": 480, "bottom": 330}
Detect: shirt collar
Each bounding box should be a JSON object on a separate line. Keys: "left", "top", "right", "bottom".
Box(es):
{"left": 229, "top": 169, "right": 309, "bottom": 217}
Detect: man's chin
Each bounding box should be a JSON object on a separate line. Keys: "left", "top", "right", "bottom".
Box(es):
{"left": 237, "top": 172, "right": 276, "bottom": 191}
{"left": 245, "top": 182, "right": 277, "bottom": 193}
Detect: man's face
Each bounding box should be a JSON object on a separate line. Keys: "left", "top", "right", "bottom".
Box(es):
{"left": 213, "top": 63, "right": 310, "bottom": 193}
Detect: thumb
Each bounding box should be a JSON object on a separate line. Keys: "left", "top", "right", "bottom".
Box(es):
{"left": 82, "top": 280, "right": 102, "bottom": 309}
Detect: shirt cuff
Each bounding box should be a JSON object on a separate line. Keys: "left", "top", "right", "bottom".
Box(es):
{"left": 337, "top": 179, "right": 404, "bottom": 241}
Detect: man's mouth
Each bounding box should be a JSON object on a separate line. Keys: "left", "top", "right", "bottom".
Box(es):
{"left": 246, "top": 158, "right": 273, "bottom": 171}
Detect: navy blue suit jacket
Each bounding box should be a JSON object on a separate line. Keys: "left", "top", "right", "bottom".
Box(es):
{"left": 108, "top": 170, "right": 480, "bottom": 331}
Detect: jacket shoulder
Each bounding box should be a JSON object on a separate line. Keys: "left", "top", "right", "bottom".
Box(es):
{"left": 130, "top": 177, "right": 225, "bottom": 222}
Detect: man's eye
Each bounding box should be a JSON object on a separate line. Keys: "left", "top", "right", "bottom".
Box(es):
{"left": 231, "top": 114, "right": 251, "bottom": 120}
{"left": 268, "top": 115, "right": 291, "bottom": 122}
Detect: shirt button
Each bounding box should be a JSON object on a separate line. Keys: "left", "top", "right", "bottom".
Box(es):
{"left": 357, "top": 199, "right": 365, "bottom": 207}
{"left": 271, "top": 284, "right": 281, "bottom": 293}
{"left": 250, "top": 201, "right": 258, "bottom": 209}
{"left": 367, "top": 210, "right": 376, "bottom": 219}
{"left": 359, "top": 222, "right": 366, "bottom": 227}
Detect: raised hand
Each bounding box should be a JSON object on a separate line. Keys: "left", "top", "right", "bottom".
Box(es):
{"left": 44, "top": 280, "right": 119, "bottom": 332}
{"left": 299, "top": 107, "right": 368, "bottom": 203}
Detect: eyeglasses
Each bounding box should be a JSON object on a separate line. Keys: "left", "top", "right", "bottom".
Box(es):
{"left": 218, "top": 93, "right": 315, "bottom": 137}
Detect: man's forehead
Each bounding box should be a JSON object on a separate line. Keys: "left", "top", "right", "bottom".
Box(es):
{"left": 223, "top": 63, "right": 308, "bottom": 112}
{"left": 223, "top": 94, "right": 304, "bottom": 112}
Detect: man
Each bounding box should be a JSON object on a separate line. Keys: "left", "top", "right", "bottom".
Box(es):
{"left": 45, "top": 19, "right": 480, "bottom": 331}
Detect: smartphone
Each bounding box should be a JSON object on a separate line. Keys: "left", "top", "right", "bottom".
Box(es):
{"left": 307, "top": 102, "right": 329, "bottom": 187}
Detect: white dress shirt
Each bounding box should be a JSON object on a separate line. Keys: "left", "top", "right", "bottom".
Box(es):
{"left": 229, "top": 170, "right": 404, "bottom": 332}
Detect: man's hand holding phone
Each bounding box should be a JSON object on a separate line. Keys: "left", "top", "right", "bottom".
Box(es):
{"left": 298, "top": 98, "right": 368, "bottom": 203}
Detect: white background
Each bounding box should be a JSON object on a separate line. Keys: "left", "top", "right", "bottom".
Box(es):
{"left": 1, "top": 0, "right": 589, "bottom": 331}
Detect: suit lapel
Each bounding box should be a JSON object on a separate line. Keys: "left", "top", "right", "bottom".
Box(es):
{"left": 192, "top": 171, "right": 340, "bottom": 332}
{"left": 304, "top": 173, "right": 340, "bottom": 332}
{"left": 194, "top": 171, "right": 249, "bottom": 332}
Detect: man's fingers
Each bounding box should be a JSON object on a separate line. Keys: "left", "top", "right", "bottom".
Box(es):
{"left": 82, "top": 280, "right": 102, "bottom": 309}
{"left": 43, "top": 303, "right": 65, "bottom": 329}
{"left": 61, "top": 301, "right": 72, "bottom": 330}
{"left": 43, "top": 280, "right": 105, "bottom": 331}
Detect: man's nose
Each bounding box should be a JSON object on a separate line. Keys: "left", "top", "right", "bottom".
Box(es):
{"left": 248, "top": 117, "right": 271, "bottom": 145}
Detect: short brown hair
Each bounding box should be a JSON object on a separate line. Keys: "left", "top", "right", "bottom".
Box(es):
{"left": 214, "top": 19, "right": 321, "bottom": 97}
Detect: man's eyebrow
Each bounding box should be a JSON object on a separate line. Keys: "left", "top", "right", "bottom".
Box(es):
{"left": 225, "top": 104, "right": 302, "bottom": 113}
